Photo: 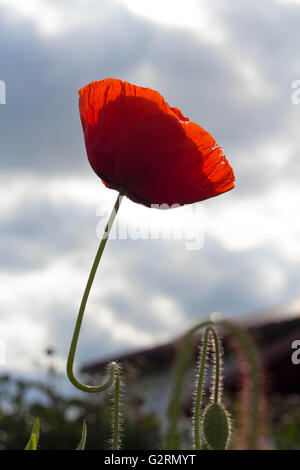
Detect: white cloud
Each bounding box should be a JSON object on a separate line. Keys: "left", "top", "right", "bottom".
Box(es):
{"left": 0, "top": 0, "right": 63, "bottom": 34}
{"left": 0, "top": 0, "right": 122, "bottom": 35}
{"left": 149, "top": 295, "right": 186, "bottom": 329}
{"left": 91, "top": 305, "right": 154, "bottom": 346}
{"left": 206, "top": 183, "right": 300, "bottom": 262}
{"left": 117, "top": 0, "right": 225, "bottom": 43}
{"left": 0, "top": 0, "right": 226, "bottom": 43}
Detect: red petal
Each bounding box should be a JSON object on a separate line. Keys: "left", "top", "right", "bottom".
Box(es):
{"left": 79, "top": 78, "right": 235, "bottom": 207}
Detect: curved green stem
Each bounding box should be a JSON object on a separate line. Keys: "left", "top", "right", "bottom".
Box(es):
{"left": 66, "top": 189, "right": 124, "bottom": 393}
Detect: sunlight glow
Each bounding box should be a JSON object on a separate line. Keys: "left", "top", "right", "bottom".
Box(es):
{"left": 206, "top": 184, "right": 300, "bottom": 262}
{"left": 118, "top": 0, "right": 225, "bottom": 43}
{"left": 0, "top": 0, "right": 225, "bottom": 42}
{"left": 0, "top": 0, "right": 63, "bottom": 34}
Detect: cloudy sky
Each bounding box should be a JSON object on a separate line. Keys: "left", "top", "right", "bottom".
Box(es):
{"left": 1, "top": 0, "right": 300, "bottom": 383}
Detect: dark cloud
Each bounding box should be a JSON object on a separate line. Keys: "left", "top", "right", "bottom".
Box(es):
{"left": 0, "top": 197, "right": 97, "bottom": 270}
{"left": 1, "top": 0, "right": 299, "bottom": 192}
{"left": 1, "top": 0, "right": 300, "bottom": 374}
{"left": 0, "top": 1, "right": 153, "bottom": 174}
{"left": 109, "top": 236, "right": 297, "bottom": 318}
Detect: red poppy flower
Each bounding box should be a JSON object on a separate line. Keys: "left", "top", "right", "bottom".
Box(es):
{"left": 79, "top": 78, "right": 235, "bottom": 207}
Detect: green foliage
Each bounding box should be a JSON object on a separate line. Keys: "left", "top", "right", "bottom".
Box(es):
{"left": 269, "top": 394, "right": 300, "bottom": 450}
{"left": 25, "top": 417, "right": 40, "bottom": 450}
{"left": 167, "top": 319, "right": 264, "bottom": 450}
{"left": 76, "top": 421, "right": 87, "bottom": 450}
{"left": 0, "top": 373, "right": 162, "bottom": 450}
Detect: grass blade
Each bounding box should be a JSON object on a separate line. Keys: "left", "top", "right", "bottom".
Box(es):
{"left": 76, "top": 420, "right": 87, "bottom": 450}
{"left": 25, "top": 417, "right": 40, "bottom": 450}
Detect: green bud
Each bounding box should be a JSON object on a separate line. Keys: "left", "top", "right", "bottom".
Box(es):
{"left": 203, "top": 403, "right": 230, "bottom": 450}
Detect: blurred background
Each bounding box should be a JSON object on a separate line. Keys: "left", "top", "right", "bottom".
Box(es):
{"left": 1, "top": 0, "right": 300, "bottom": 449}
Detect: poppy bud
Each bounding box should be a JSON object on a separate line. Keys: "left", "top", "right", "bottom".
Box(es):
{"left": 203, "top": 403, "right": 230, "bottom": 450}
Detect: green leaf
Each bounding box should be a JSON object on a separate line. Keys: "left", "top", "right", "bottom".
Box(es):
{"left": 25, "top": 417, "right": 40, "bottom": 450}
{"left": 76, "top": 420, "right": 87, "bottom": 450}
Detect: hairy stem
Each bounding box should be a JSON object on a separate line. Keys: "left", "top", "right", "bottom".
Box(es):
{"left": 211, "top": 328, "right": 221, "bottom": 404}
{"left": 166, "top": 320, "right": 212, "bottom": 449}
{"left": 194, "top": 328, "right": 210, "bottom": 450}
{"left": 193, "top": 327, "right": 221, "bottom": 450}
{"left": 166, "top": 319, "right": 262, "bottom": 450}
{"left": 112, "top": 363, "right": 121, "bottom": 450}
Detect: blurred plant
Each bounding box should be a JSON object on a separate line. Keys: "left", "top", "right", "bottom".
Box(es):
{"left": 25, "top": 417, "right": 40, "bottom": 450}
{"left": 166, "top": 319, "right": 265, "bottom": 450}
{"left": 1, "top": 322, "right": 294, "bottom": 450}
{"left": 269, "top": 393, "right": 300, "bottom": 450}
{"left": 76, "top": 421, "right": 87, "bottom": 450}
{"left": 0, "top": 371, "right": 161, "bottom": 450}
{"left": 193, "top": 327, "right": 231, "bottom": 450}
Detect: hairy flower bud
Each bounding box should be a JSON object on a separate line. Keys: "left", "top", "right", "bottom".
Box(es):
{"left": 203, "top": 403, "right": 230, "bottom": 450}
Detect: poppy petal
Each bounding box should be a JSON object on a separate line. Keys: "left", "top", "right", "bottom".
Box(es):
{"left": 79, "top": 78, "right": 235, "bottom": 208}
